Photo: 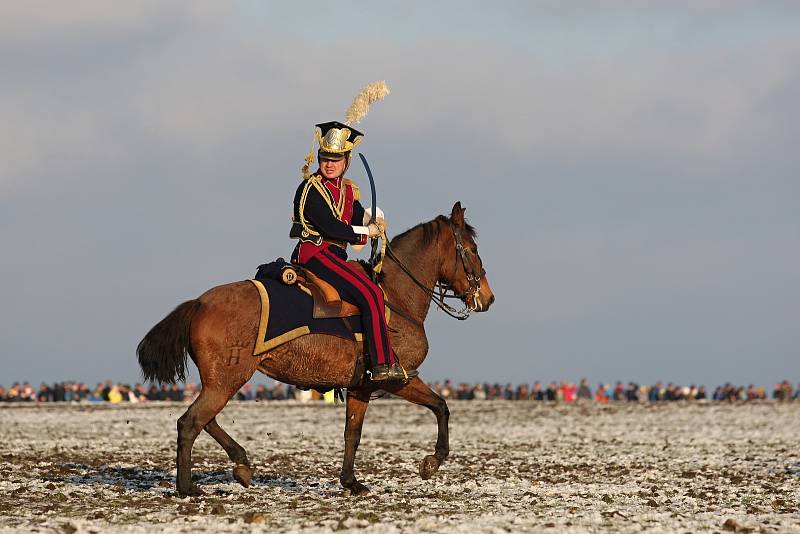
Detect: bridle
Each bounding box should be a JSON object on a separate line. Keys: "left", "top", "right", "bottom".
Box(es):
{"left": 383, "top": 221, "right": 485, "bottom": 321}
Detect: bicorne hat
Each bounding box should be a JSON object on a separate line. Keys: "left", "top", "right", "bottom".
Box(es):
{"left": 315, "top": 121, "right": 364, "bottom": 161}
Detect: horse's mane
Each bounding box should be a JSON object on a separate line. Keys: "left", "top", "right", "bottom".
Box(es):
{"left": 391, "top": 215, "right": 477, "bottom": 248}
{"left": 358, "top": 214, "right": 477, "bottom": 281}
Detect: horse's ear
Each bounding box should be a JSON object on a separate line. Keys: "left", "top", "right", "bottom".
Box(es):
{"left": 451, "top": 201, "right": 465, "bottom": 227}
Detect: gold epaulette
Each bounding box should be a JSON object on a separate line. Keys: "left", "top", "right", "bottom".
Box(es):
{"left": 343, "top": 179, "right": 360, "bottom": 201}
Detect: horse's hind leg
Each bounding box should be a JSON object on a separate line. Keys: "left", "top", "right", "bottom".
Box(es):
{"left": 340, "top": 388, "right": 373, "bottom": 496}
{"left": 205, "top": 418, "right": 253, "bottom": 487}
{"left": 385, "top": 376, "right": 449, "bottom": 480}
{"left": 177, "top": 380, "right": 248, "bottom": 496}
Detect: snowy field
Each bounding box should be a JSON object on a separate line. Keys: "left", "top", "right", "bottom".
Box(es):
{"left": 1, "top": 400, "right": 798, "bottom": 533}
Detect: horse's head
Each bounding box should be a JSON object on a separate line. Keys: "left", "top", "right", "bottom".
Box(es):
{"left": 440, "top": 202, "right": 495, "bottom": 312}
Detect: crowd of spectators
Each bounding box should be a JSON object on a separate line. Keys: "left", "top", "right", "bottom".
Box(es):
{"left": 0, "top": 381, "right": 197, "bottom": 403}
{"left": 0, "top": 379, "right": 797, "bottom": 404}
{"left": 429, "top": 379, "right": 797, "bottom": 403}
{"left": 0, "top": 380, "right": 303, "bottom": 404}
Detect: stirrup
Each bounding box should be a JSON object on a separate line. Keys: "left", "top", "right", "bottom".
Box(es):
{"left": 368, "top": 364, "right": 406, "bottom": 383}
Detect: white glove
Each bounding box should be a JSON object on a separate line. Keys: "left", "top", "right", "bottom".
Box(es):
{"left": 351, "top": 223, "right": 381, "bottom": 239}
{"left": 363, "top": 207, "right": 385, "bottom": 225}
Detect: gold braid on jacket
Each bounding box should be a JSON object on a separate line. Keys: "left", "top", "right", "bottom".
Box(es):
{"left": 296, "top": 176, "right": 359, "bottom": 238}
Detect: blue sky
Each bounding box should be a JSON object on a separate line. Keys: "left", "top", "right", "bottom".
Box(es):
{"left": 1, "top": 1, "right": 798, "bottom": 388}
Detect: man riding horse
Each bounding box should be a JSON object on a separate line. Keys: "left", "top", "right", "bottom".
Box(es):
{"left": 290, "top": 120, "right": 405, "bottom": 382}
{"left": 136, "top": 81, "right": 496, "bottom": 496}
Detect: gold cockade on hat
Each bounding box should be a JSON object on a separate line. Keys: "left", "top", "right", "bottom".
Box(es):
{"left": 316, "top": 124, "right": 363, "bottom": 154}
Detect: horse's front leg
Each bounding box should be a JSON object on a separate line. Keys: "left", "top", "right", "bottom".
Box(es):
{"left": 385, "top": 376, "right": 449, "bottom": 479}
{"left": 340, "top": 388, "right": 372, "bottom": 495}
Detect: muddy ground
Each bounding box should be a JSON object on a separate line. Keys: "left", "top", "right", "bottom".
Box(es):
{"left": 1, "top": 400, "right": 798, "bottom": 533}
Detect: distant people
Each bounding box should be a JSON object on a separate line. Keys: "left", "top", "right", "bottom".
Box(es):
{"left": 545, "top": 382, "right": 558, "bottom": 402}
{"left": 457, "top": 383, "right": 475, "bottom": 400}
{"left": 169, "top": 384, "right": 183, "bottom": 401}
{"left": 0, "top": 378, "right": 791, "bottom": 404}
{"left": 183, "top": 383, "right": 198, "bottom": 402}
{"left": 53, "top": 382, "right": 67, "bottom": 402}
{"left": 241, "top": 384, "right": 255, "bottom": 401}
{"left": 107, "top": 384, "right": 122, "bottom": 403}
{"left": 577, "top": 379, "right": 592, "bottom": 401}
{"left": 132, "top": 383, "right": 147, "bottom": 402}
{"left": 101, "top": 380, "right": 113, "bottom": 402}
{"left": 594, "top": 384, "right": 609, "bottom": 404}
{"left": 773, "top": 380, "right": 792, "bottom": 401}
{"left": 531, "top": 381, "right": 544, "bottom": 401}
{"left": 20, "top": 382, "right": 36, "bottom": 402}
{"left": 695, "top": 385, "right": 707, "bottom": 400}
{"left": 648, "top": 382, "right": 661, "bottom": 402}
{"left": 612, "top": 381, "right": 624, "bottom": 402}
{"left": 37, "top": 382, "right": 51, "bottom": 402}
{"left": 559, "top": 382, "right": 576, "bottom": 402}
{"left": 625, "top": 382, "right": 639, "bottom": 402}
{"left": 440, "top": 380, "right": 454, "bottom": 399}
{"left": 272, "top": 383, "right": 287, "bottom": 400}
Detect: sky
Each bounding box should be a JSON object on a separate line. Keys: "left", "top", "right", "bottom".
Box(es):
{"left": 1, "top": 1, "right": 798, "bottom": 389}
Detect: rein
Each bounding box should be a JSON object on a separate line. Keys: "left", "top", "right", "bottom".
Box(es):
{"left": 381, "top": 221, "right": 484, "bottom": 321}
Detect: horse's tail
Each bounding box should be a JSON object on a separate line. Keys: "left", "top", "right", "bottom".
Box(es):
{"left": 137, "top": 299, "right": 202, "bottom": 384}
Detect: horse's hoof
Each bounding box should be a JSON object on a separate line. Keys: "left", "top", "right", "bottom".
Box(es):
{"left": 348, "top": 482, "right": 370, "bottom": 496}
{"left": 177, "top": 484, "right": 204, "bottom": 497}
{"left": 419, "top": 455, "right": 440, "bottom": 480}
{"left": 233, "top": 464, "right": 253, "bottom": 488}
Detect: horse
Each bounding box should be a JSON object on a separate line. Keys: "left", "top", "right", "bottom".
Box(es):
{"left": 136, "top": 201, "right": 495, "bottom": 496}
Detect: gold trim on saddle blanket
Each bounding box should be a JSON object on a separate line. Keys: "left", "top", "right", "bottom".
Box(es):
{"left": 249, "top": 279, "right": 310, "bottom": 356}
{"left": 248, "top": 279, "right": 391, "bottom": 357}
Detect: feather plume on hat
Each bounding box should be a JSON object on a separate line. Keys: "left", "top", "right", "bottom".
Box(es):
{"left": 302, "top": 81, "right": 391, "bottom": 179}
{"left": 344, "top": 81, "right": 391, "bottom": 126}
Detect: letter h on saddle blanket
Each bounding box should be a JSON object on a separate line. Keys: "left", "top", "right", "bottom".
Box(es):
{"left": 248, "top": 259, "right": 391, "bottom": 356}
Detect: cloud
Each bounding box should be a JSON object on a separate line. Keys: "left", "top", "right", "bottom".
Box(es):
{"left": 3, "top": 2, "right": 799, "bottom": 197}
{"left": 0, "top": 2, "right": 216, "bottom": 47}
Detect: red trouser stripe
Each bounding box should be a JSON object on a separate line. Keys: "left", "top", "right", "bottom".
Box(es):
{"left": 316, "top": 250, "right": 393, "bottom": 365}
{"left": 319, "top": 251, "right": 387, "bottom": 319}
{"left": 317, "top": 250, "right": 392, "bottom": 364}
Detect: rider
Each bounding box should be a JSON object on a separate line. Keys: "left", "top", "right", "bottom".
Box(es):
{"left": 290, "top": 121, "right": 405, "bottom": 383}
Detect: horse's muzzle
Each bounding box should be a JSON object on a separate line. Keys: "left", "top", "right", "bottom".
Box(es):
{"left": 474, "top": 292, "right": 495, "bottom": 312}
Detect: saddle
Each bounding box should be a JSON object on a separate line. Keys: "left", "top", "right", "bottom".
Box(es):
{"left": 297, "top": 269, "right": 360, "bottom": 319}
{"left": 254, "top": 259, "right": 360, "bottom": 320}
{"left": 251, "top": 259, "right": 417, "bottom": 388}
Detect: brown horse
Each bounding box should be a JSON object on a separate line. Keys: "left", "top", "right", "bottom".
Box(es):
{"left": 137, "top": 202, "right": 494, "bottom": 496}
